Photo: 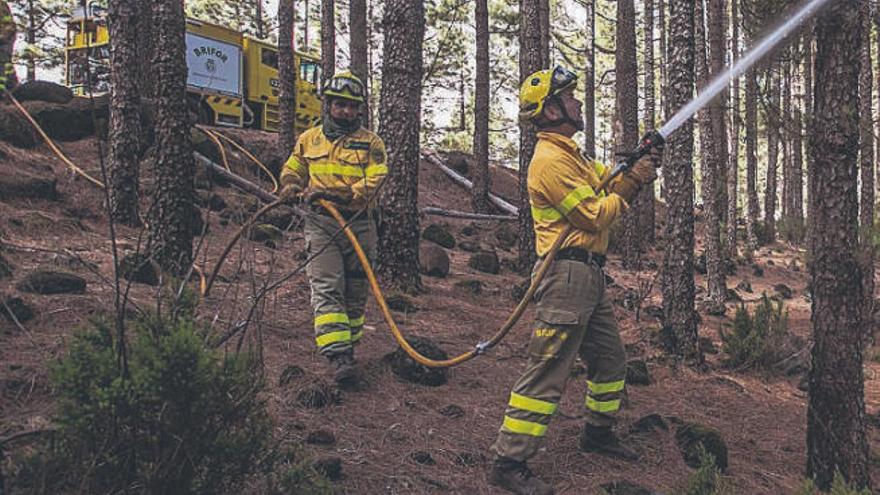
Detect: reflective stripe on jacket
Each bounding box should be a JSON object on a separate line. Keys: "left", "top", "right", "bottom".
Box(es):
{"left": 280, "top": 126, "right": 388, "bottom": 211}
{"left": 527, "top": 132, "right": 627, "bottom": 256}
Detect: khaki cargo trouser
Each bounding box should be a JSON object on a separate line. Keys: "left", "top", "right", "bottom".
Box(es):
{"left": 304, "top": 210, "right": 376, "bottom": 356}
{"left": 492, "top": 258, "right": 627, "bottom": 462}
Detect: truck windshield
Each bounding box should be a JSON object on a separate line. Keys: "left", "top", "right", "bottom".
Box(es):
{"left": 67, "top": 47, "right": 110, "bottom": 94}
{"left": 300, "top": 61, "right": 320, "bottom": 85}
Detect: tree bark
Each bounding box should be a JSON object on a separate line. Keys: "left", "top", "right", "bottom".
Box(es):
{"left": 26, "top": 0, "right": 34, "bottom": 81}
{"left": 640, "top": 0, "right": 656, "bottom": 244}
{"left": 726, "top": 0, "right": 740, "bottom": 259}
{"left": 707, "top": 0, "right": 728, "bottom": 222}
{"left": 859, "top": 2, "right": 875, "bottom": 328}
{"left": 584, "top": 0, "right": 596, "bottom": 158}
{"left": 377, "top": 0, "right": 424, "bottom": 293}
{"left": 107, "top": 0, "right": 141, "bottom": 227}
{"left": 807, "top": 1, "right": 869, "bottom": 490}
{"left": 516, "top": 0, "right": 548, "bottom": 271}
{"left": 255, "top": 0, "right": 265, "bottom": 39}
{"left": 781, "top": 48, "right": 794, "bottom": 241}
{"left": 278, "top": 0, "right": 296, "bottom": 154}
{"left": 618, "top": 0, "right": 643, "bottom": 268}
{"left": 660, "top": 0, "right": 700, "bottom": 363}
{"left": 350, "top": 0, "right": 370, "bottom": 128}
{"left": 321, "top": 0, "right": 335, "bottom": 112}
{"left": 472, "top": 0, "right": 491, "bottom": 213}
{"left": 764, "top": 64, "right": 779, "bottom": 244}
{"left": 744, "top": 68, "right": 759, "bottom": 255}
{"left": 147, "top": 0, "right": 196, "bottom": 275}
{"left": 658, "top": 0, "right": 666, "bottom": 122}
{"left": 695, "top": 0, "right": 725, "bottom": 307}
{"left": 136, "top": 0, "right": 155, "bottom": 98}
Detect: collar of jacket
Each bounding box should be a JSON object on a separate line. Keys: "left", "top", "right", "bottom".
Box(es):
{"left": 536, "top": 131, "right": 580, "bottom": 155}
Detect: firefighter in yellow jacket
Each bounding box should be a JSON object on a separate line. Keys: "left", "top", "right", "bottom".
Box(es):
{"left": 279, "top": 71, "right": 387, "bottom": 385}
{"left": 487, "top": 67, "right": 662, "bottom": 495}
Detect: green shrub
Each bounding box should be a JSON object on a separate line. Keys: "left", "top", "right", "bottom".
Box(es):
{"left": 797, "top": 472, "right": 872, "bottom": 495}
{"left": 673, "top": 446, "right": 731, "bottom": 495}
{"left": 721, "top": 294, "right": 789, "bottom": 371}
{"left": 10, "top": 318, "right": 273, "bottom": 494}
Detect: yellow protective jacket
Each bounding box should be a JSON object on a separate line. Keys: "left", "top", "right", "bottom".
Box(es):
{"left": 528, "top": 132, "right": 628, "bottom": 256}
{"left": 280, "top": 126, "right": 388, "bottom": 212}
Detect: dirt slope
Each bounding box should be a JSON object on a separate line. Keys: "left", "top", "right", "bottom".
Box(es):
{"left": 1, "top": 131, "right": 879, "bottom": 494}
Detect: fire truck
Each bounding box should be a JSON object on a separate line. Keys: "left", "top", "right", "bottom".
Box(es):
{"left": 64, "top": 4, "right": 323, "bottom": 133}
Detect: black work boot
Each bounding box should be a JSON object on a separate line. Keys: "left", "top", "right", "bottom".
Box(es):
{"left": 327, "top": 350, "right": 358, "bottom": 385}
{"left": 487, "top": 456, "right": 554, "bottom": 495}
{"left": 579, "top": 424, "right": 638, "bottom": 461}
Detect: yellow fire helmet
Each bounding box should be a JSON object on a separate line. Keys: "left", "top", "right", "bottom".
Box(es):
{"left": 519, "top": 66, "right": 578, "bottom": 121}
{"left": 322, "top": 70, "right": 366, "bottom": 103}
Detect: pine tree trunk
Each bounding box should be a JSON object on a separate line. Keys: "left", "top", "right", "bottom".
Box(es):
{"left": 107, "top": 0, "right": 141, "bottom": 227}
{"left": 782, "top": 49, "right": 794, "bottom": 241}
{"left": 255, "top": 0, "right": 265, "bottom": 39}
{"left": 147, "top": 0, "right": 195, "bottom": 275}
{"left": 618, "top": 0, "right": 643, "bottom": 269}
{"left": 584, "top": 0, "right": 596, "bottom": 158}
{"left": 472, "top": 0, "right": 491, "bottom": 213}
{"left": 278, "top": 0, "right": 297, "bottom": 153}
{"left": 764, "top": 65, "right": 779, "bottom": 244}
{"left": 516, "top": 0, "right": 548, "bottom": 271}
{"left": 304, "top": 0, "right": 310, "bottom": 48}
{"left": 804, "top": 27, "right": 816, "bottom": 255}
{"left": 321, "top": 0, "right": 335, "bottom": 104}
{"left": 350, "top": 0, "right": 370, "bottom": 128}
{"left": 136, "top": 0, "right": 155, "bottom": 98}
{"left": 660, "top": 0, "right": 700, "bottom": 363}
{"left": 377, "top": 0, "right": 424, "bottom": 293}
{"left": 695, "top": 0, "right": 725, "bottom": 307}
{"left": 806, "top": 2, "right": 869, "bottom": 490}
{"left": 789, "top": 45, "right": 804, "bottom": 242}
{"left": 859, "top": 3, "right": 875, "bottom": 327}
{"left": 640, "top": 0, "right": 656, "bottom": 244}
{"left": 726, "top": 0, "right": 740, "bottom": 259}
{"left": 26, "top": 0, "right": 34, "bottom": 82}
{"left": 744, "top": 68, "right": 759, "bottom": 254}
{"left": 707, "top": 0, "right": 727, "bottom": 222}
{"left": 658, "top": 0, "right": 666, "bottom": 122}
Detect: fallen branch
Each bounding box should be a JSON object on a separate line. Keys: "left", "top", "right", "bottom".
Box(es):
{"left": 421, "top": 207, "right": 517, "bottom": 221}
{"left": 420, "top": 150, "right": 519, "bottom": 215}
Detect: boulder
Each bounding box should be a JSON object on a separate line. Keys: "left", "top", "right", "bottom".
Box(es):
{"left": 0, "top": 106, "right": 40, "bottom": 147}
{"left": 419, "top": 244, "right": 450, "bottom": 277}
{"left": 625, "top": 359, "right": 651, "bottom": 386}
{"left": 119, "top": 253, "right": 159, "bottom": 286}
{"left": 12, "top": 80, "right": 74, "bottom": 104}
{"left": 675, "top": 422, "right": 729, "bottom": 472}
{"left": 773, "top": 283, "right": 793, "bottom": 299}
{"left": 21, "top": 100, "right": 94, "bottom": 141}
{"left": 1, "top": 295, "right": 34, "bottom": 323}
{"left": 468, "top": 250, "right": 500, "bottom": 274}
{"left": 387, "top": 335, "right": 449, "bottom": 386}
{"left": 458, "top": 240, "right": 481, "bottom": 253}
{"left": 422, "top": 223, "right": 456, "bottom": 249}
{"left": 0, "top": 170, "right": 58, "bottom": 201}
{"left": 16, "top": 270, "right": 86, "bottom": 295}
{"left": 312, "top": 457, "right": 342, "bottom": 481}
{"left": 494, "top": 224, "right": 517, "bottom": 250}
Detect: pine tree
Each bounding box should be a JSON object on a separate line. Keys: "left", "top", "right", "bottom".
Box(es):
{"left": 472, "top": 0, "right": 491, "bottom": 213}
{"left": 617, "top": 0, "right": 643, "bottom": 269}
{"left": 640, "top": 0, "right": 656, "bottom": 244}
{"left": 377, "top": 0, "right": 424, "bottom": 293}
{"left": 277, "top": 0, "right": 296, "bottom": 153}
{"left": 744, "top": 67, "right": 759, "bottom": 254}
{"left": 806, "top": 1, "right": 869, "bottom": 490}
{"left": 106, "top": 0, "right": 141, "bottom": 227}
{"left": 147, "top": 0, "right": 196, "bottom": 275}
{"left": 584, "top": 0, "right": 596, "bottom": 158}
{"left": 726, "top": 0, "right": 740, "bottom": 259}
{"left": 660, "top": 0, "right": 700, "bottom": 362}
{"left": 349, "top": 0, "right": 369, "bottom": 127}
{"left": 321, "top": 0, "right": 335, "bottom": 86}
{"left": 763, "top": 63, "right": 779, "bottom": 244}
{"left": 858, "top": 1, "right": 874, "bottom": 327}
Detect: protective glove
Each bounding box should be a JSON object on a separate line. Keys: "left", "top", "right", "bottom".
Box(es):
{"left": 304, "top": 188, "right": 352, "bottom": 206}
{"left": 278, "top": 183, "right": 303, "bottom": 205}
{"left": 609, "top": 147, "right": 663, "bottom": 203}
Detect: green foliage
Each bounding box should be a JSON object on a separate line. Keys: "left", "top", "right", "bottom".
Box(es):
{"left": 9, "top": 0, "right": 74, "bottom": 76}
{"left": 673, "top": 446, "right": 731, "bottom": 495}
{"left": 797, "top": 472, "right": 872, "bottom": 495}
{"left": 721, "top": 294, "right": 789, "bottom": 370}
{"left": 10, "top": 317, "right": 273, "bottom": 494}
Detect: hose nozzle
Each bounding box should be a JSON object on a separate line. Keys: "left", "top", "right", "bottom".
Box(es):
{"left": 601, "top": 130, "right": 666, "bottom": 191}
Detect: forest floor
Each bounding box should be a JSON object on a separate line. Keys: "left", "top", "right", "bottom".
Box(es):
{"left": 1, "top": 130, "right": 880, "bottom": 494}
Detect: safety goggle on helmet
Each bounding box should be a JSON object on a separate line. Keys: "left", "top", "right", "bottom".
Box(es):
{"left": 519, "top": 66, "right": 578, "bottom": 121}
{"left": 322, "top": 71, "right": 366, "bottom": 103}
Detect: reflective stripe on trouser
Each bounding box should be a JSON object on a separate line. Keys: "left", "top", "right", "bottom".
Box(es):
{"left": 492, "top": 259, "right": 626, "bottom": 462}
{"left": 304, "top": 211, "right": 376, "bottom": 356}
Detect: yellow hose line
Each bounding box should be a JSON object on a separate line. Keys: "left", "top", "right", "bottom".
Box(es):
{"left": 320, "top": 200, "right": 573, "bottom": 368}
{"left": 5, "top": 90, "right": 105, "bottom": 188}
{"left": 210, "top": 130, "right": 280, "bottom": 193}
{"left": 197, "top": 125, "right": 231, "bottom": 172}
